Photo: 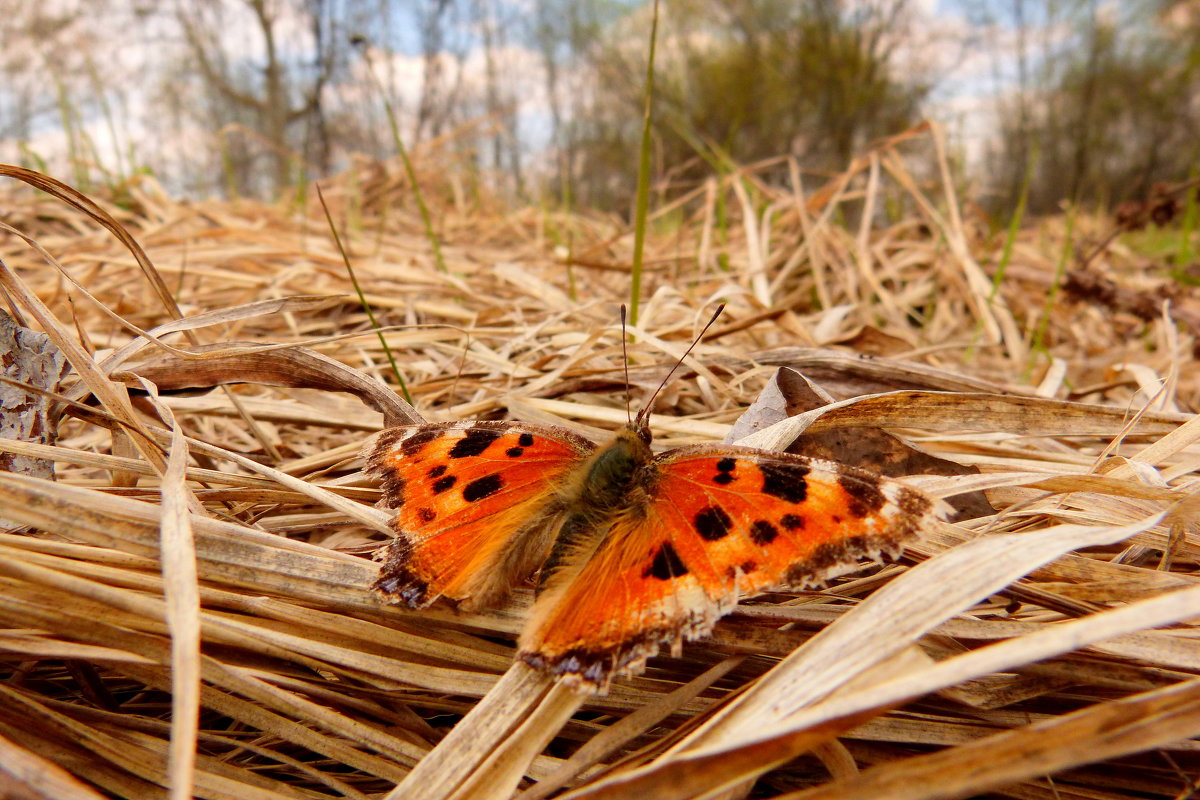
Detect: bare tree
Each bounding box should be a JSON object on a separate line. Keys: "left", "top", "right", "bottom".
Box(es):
{"left": 472, "top": 0, "right": 523, "bottom": 192}
{"left": 559, "top": 0, "right": 932, "bottom": 209}
{"left": 174, "top": 0, "right": 342, "bottom": 197}
{"left": 414, "top": 0, "right": 453, "bottom": 143}
{"left": 983, "top": 0, "right": 1200, "bottom": 214}
{"left": 0, "top": 1, "right": 135, "bottom": 189}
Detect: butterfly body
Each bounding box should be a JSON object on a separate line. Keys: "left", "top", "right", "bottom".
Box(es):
{"left": 537, "top": 425, "right": 650, "bottom": 581}
{"left": 367, "top": 418, "right": 941, "bottom": 689}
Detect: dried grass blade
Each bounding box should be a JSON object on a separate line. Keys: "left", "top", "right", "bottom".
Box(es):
{"left": 881, "top": 131, "right": 1025, "bottom": 362}
{"left": 0, "top": 165, "right": 178, "bottom": 317}
{"left": 127, "top": 344, "right": 422, "bottom": 427}
{"left": 0, "top": 556, "right": 485, "bottom": 704}
{"left": 2, "top": 208, "right": 296, "bottom": 461}
{"left": 0, "top": 474, "right": 378, "bottom": 609}
{"left": 0, "top": 728, "right": 109, "bottom": 800}
{"left": 521, "top": 657, "right": 745, "bottom": 800}
{"left": 180, "top": 436, "right": 394, "bottom": 534}
{"left": 160, "top": 662, "right": 422, "bottom": 776}
{"left": 1127, "top": 404, "right": 1200, "bottom": 465}
{"left": 198, "top": 612, "right": 498, "bottom": 694}
{"left": 145, "top": 386, "right": 202, "bottom": 800}
{"left": 0, "top": 439, "right": 270, "bottom": 488}
{"left": 753, "top": 346, "right": 1009, "bottom": 394}
{"left": 450, "top": 682, "right": 584, "bottom": 800}
{"left": 738, "top": 391, "right": 1189, "bottom": 451}
{"left": 99, "top": 295, "right": 347, "bottom": 370}
{"left": 776, "top": 681, "right": 1200, "bottom": 800}
{"left": 557, "top": 719, "right": 847, "bottom": 800}
{"left": 731, "top": 178, "right": 769, "bottom": 306}
{"left": 0, "top": 684, "right": 172, "bottom": 796}
{"left": 0, "top": 556, "right": 425, "bottom": 780}
{"left": 118, "top": 664, "right": 417, "bottom": 781}
{"left": 384, "top": 663, "right": 559, "bottom": 800}
{"left": 852, "top": 154, "right": 898, "bottom": 319}
{"left": 0, "top": 630, "right": 155, "bottom": 663}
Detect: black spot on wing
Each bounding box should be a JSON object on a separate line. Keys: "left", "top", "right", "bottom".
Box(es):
{"left": 417, "top": 507, "right": 436, "bottom": 523}
{"left": 761, "top": 462, "right": 809, "bottom": 503}
{"left": 506, "top": 447, "right": 525, "bottom": 458}
{"left": 518, "top": 433, "right": 535, "bottom": 447}
{"left": 725, "top": 559, "right": 759, "bottom": 580}
{"left": 750, "top": 520, "right": 778, "bottom": 545}
{"left": 463, "top": 473, "right": 503, "bottom": 502}
{"left": 431, "top": 475, "right": 457, "bottom": 494}
{"left": 781, "top": 514, "right": 805, "bottom": 530}
{"left": 379, "top": 473, "right": 406, "bottom": 508}
{"left": 371, "top": 427, "right": 407, "bottom": 451}
{"left": 400, "top": 428, "right": 442, "bottom": 458}
{"left": 840, "top": 473, "right": 887, "bottom": 518}
{"left": 644, "top": 542, "right": 689, "bottom": 580}
{"left": 449, "top": 428, "right": 502, "bottom": 458}
{"left": 712, "top": 457, "right": 737, "bottom": 485}
{"left": 694, "top": 506, "right": 733, "bottom": 541}
{"left": 427, "top": 464, "right": 447, "bottom": 479}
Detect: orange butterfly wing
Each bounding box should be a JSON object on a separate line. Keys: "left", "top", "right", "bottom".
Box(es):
{"left": 518, "top": 445, "right": 940, "bottom": 687}
{"left": 366, "top": 421, "right": 595, "bottom": 611}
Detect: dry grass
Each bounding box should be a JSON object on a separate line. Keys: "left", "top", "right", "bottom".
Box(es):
{"left": 2, "top": 123, "right": 1200, "bottom": 800}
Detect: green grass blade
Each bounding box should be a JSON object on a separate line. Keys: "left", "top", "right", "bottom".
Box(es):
{"left": 1175, "top": 166, "right": 1198, "bottom": 280}
{"left": 1029, "top": 205, "right": 1076, "bottom": 375}
{"left": 628, "top": 0, "right": 661, "bottom": 327}
{"left": 315, "top": 185, "right": 413, "bottom": 405}
{"left": 993, "top": 144, "right": 1038, "bottom": 296}
{"left": 560, "top": 151, "right": 578, "bottom": 301}
{"left": 967, "top": 140, "right": 1036, "bottom": 359}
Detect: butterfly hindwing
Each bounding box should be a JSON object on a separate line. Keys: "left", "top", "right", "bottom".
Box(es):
{"left": 367, "top": 421, "right": 595, "bottom": 611}
{"left": 518, "top": 445, "right": 940, "bottom": 686}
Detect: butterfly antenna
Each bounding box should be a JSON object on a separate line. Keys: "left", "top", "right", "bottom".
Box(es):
{"left": 634, "top": 303, "right": 725, "bottom": 426}
{"left": 621, "top": 304, "right": 632, "bottom": 426}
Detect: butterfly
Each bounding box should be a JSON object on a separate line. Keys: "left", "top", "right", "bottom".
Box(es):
{"left": 365, "top": 408, "right": 942, "bottom": 691}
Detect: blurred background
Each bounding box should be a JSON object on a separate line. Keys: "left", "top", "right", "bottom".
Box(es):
{"left": 2, "top": 0, "right": 1198, "bottom": 217}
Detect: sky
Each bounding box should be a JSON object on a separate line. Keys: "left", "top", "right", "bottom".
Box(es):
{"left": 0, "top": 0, "right": 1114, "bottom": 197}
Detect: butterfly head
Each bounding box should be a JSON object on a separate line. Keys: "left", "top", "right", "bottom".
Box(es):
{"left": 629, "top": 408, "right": 653, "bottom": 446}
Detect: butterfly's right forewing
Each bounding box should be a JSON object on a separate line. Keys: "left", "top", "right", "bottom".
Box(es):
{"left": 366, "top": 421, "right": 595, "bottom": 611}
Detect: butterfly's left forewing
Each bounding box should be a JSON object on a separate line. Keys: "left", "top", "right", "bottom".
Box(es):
{"left": 519, "top": 445, "right": 943, "bottom": 687}
{"left": 367, "top": 421, "right": 595, "bottom": 611}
